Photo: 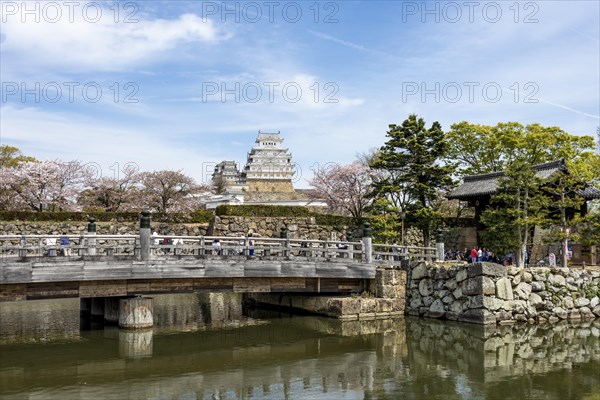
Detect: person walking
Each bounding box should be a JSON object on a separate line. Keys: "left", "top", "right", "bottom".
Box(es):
{"left": 470, "top": 247, "right": 478, "bottom": 263}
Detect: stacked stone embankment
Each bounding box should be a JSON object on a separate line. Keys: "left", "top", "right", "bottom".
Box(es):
{"left": 406, "top": 318, "right": 600, "bottom": 383}
{"left": 406, "top": 262, "right": 600, "bottom": 324}
{"left": 0, "top": 222, "right": 209, "bottom": 237}
{"left": 249, "top": 268, "right": 406, "bottom": 320}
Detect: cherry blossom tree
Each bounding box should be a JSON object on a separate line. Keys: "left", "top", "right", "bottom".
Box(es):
{"left": 78, "top": 164, "right": 142, "bottom": 211}
{"left": 2, "top": 160, "right": 89, "bottom": 211}
{"left": 308, "top": 161, "right": 373, "bottom": 220}
{"left": 140, "top": 170, "right": 201, "bottom": 212}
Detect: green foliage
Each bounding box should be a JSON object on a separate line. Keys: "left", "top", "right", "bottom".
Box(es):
{"left": 0, "top": 145, "right": 37, "bottom": 168}
{"left": 215, "top": 205, "right": 355, "bottom": 227}
{"left": 216, "top": 205, "right": 312, "bottom": 217}
{"left": 579, "top": 211, "right": 600, "bottom": 246}
{"left": 480, "top": 158, "right": 550, "bottom": 266}
{"left": 369, "top": 114, "right": 455, "bottom": 246}
{"left": 447, "top": 121, "right": 596, "bottom": 176}
{"left": 368, "top": 198, "right": 402, "bottom": 243}
{"left": 0, "top": 210, "right": 213, "bottom": 224}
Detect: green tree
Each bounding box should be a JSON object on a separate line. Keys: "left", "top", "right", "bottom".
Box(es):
{"left": 480, "top": 159, "right": 550, "bottom": 267}
{"left": 447, "top": 122, "right": 595, "bottom": 175}
{"left": 541, "top": 168, "right": 587, "bottom": 268}
{"left": 0, "top": 145, "right": 36, "bottom": 167}
{"left": 369, "top": 114, "right": 455, "bottom": 247}
{"left": 579, "top": 211, "right": 600, "bottom": 248}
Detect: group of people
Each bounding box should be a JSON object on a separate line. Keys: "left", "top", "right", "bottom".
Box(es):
{"left": 444, "top": 247, "right": 497, "bottom": 263}
{"left": 43, "top": 234, "right": 72, "bottom": 256}
{"left": 446, "top": 247, "right": 522, "bottom": 266}
{"left": 212, "top": 233, "right": 255, "bottom": 256}
{"left": 151, "top": 229, "right": 183, "bottom": 255}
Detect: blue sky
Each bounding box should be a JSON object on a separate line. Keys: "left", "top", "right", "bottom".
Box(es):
{"left": 1, "top": 0, "right": 599, "bottom": 187}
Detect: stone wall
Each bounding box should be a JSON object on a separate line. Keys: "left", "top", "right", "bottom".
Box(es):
{"left": 406, "top": 261, "right": 600, "bottom": 324}
{"left": 0, "top": 221, "right": 209, "bottom": 236}
{"left": 246, "top": 180, "right": 295, "bottom": 193}
{"left": 406, "top": 317, "right": 600, "bottom": 386}
{"left": 210, "top": 215, "right": 349, "bottom": 240}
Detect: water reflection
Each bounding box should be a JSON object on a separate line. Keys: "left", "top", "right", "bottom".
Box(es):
{"left": 0, "top": 295, "right": 599, "bottom": 399}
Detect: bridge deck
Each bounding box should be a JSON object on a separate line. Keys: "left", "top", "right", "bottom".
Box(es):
{"left": 0, "top": 255, "right": 374, "bottom": 301}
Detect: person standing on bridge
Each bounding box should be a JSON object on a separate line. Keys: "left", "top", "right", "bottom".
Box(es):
{"left": 212, "top": 239, "right": 222, "bottom": 256}
{"left": 43, "top": 234, "right": 57, "bottom": 256}
{"left": 59, "top": 234, "right": 71, "bottom": 256}
{"left": 152, "top": 229, "right": 160, "bottom": 255}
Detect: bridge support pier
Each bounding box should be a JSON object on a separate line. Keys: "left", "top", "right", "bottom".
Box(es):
{"left": 119, "top": 297, "right": 154, "bottom": 329}
{"left": 79, "top": 296, "right": 154, "bottom": 329}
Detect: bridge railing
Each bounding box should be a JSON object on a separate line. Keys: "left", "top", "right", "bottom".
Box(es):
{"left": 0, "top": 234, "right": 437, "bottom": 263}
{"left": 150, "top": 235, "right": 366, "bottom": 261}
{"left": 372, "top": 243, "right": 437, "bottom": 265}
{"left": 0, "top": 234, "right": 139, "bottom": 258}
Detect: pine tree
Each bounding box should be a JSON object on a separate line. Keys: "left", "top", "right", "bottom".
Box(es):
{"left": 369, "top": 114, "right": 455, "bottom": 247}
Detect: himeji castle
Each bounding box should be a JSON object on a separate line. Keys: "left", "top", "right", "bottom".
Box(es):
{"left": 208, "top": 131, "right": 323, "bottom": 208}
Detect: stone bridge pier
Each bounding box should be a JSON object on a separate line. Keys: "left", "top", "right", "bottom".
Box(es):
{"left": 81, "top": 296, "right": 154, "bottom": 329}
{"left": 248, "top": 268, "right": 407, "bottom": 319}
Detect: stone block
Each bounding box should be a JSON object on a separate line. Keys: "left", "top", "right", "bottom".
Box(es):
{"left": 419, "top": 279, "right": 433, "bottom": 297}
{"left": 468, "top": 295, "right": 504, "bottom": 311}
{"left": 463, "top": 276, "right": 495, "bottom": 296}
{"left": 514, "top": 282, "right": 532, "bottom": 300}
{"left": 496, "top": 278, "right": 514, "bottom": 300}
{"left": 529, "top": 293, "right": 543, "bottom": 309}
{"left": 411, "top": 262, "right": 428, "bottom": 280}
{"left": 459, "top": 309, "right": 496, "bottom": 325}
{"left": 444, "top": 279, "right": 458, "bottom": 290}
{"left": 531, "top": 281, "right": 545, "bottom": 292}
{"left": 575, "top": 298, "right": 591, "bottom": 308}
{"left": 456, "top": 268, "right": 468, "bottom": 282}
{"left": 553, "top": 307, "right": 568, "bottom": 319}
{"left": 467, "top": 262, "right": 507, "bottom": 278}
{"left": 548, "top": 274, "right": 566, "bottom": 287}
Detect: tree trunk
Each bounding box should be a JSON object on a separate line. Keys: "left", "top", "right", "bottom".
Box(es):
{"left": 561, "top": 238, "right": 568, "bottom": 269}
{"left": 423, "top": 227, "right": 430, "bottom": 248}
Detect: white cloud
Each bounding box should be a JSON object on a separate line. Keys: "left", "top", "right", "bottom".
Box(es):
{"left": 1, "top": 10, "right": 225, "bottom": 72}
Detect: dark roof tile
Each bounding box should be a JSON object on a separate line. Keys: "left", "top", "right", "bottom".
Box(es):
{"left": 446, "top": 160, "right": 600, "bottom": 200}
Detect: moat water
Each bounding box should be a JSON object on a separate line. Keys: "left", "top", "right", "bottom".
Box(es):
{"left": 1, "top": 294, "right": 599, "bottom": 400}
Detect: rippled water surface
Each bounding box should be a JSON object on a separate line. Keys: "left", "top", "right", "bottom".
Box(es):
{"left": 1, "top": 295, "right": 599, "bottom": 399}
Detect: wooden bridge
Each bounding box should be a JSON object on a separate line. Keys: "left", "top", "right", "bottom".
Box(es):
{"left": 0, "top": 233, "right": 438, "bottom": 303}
